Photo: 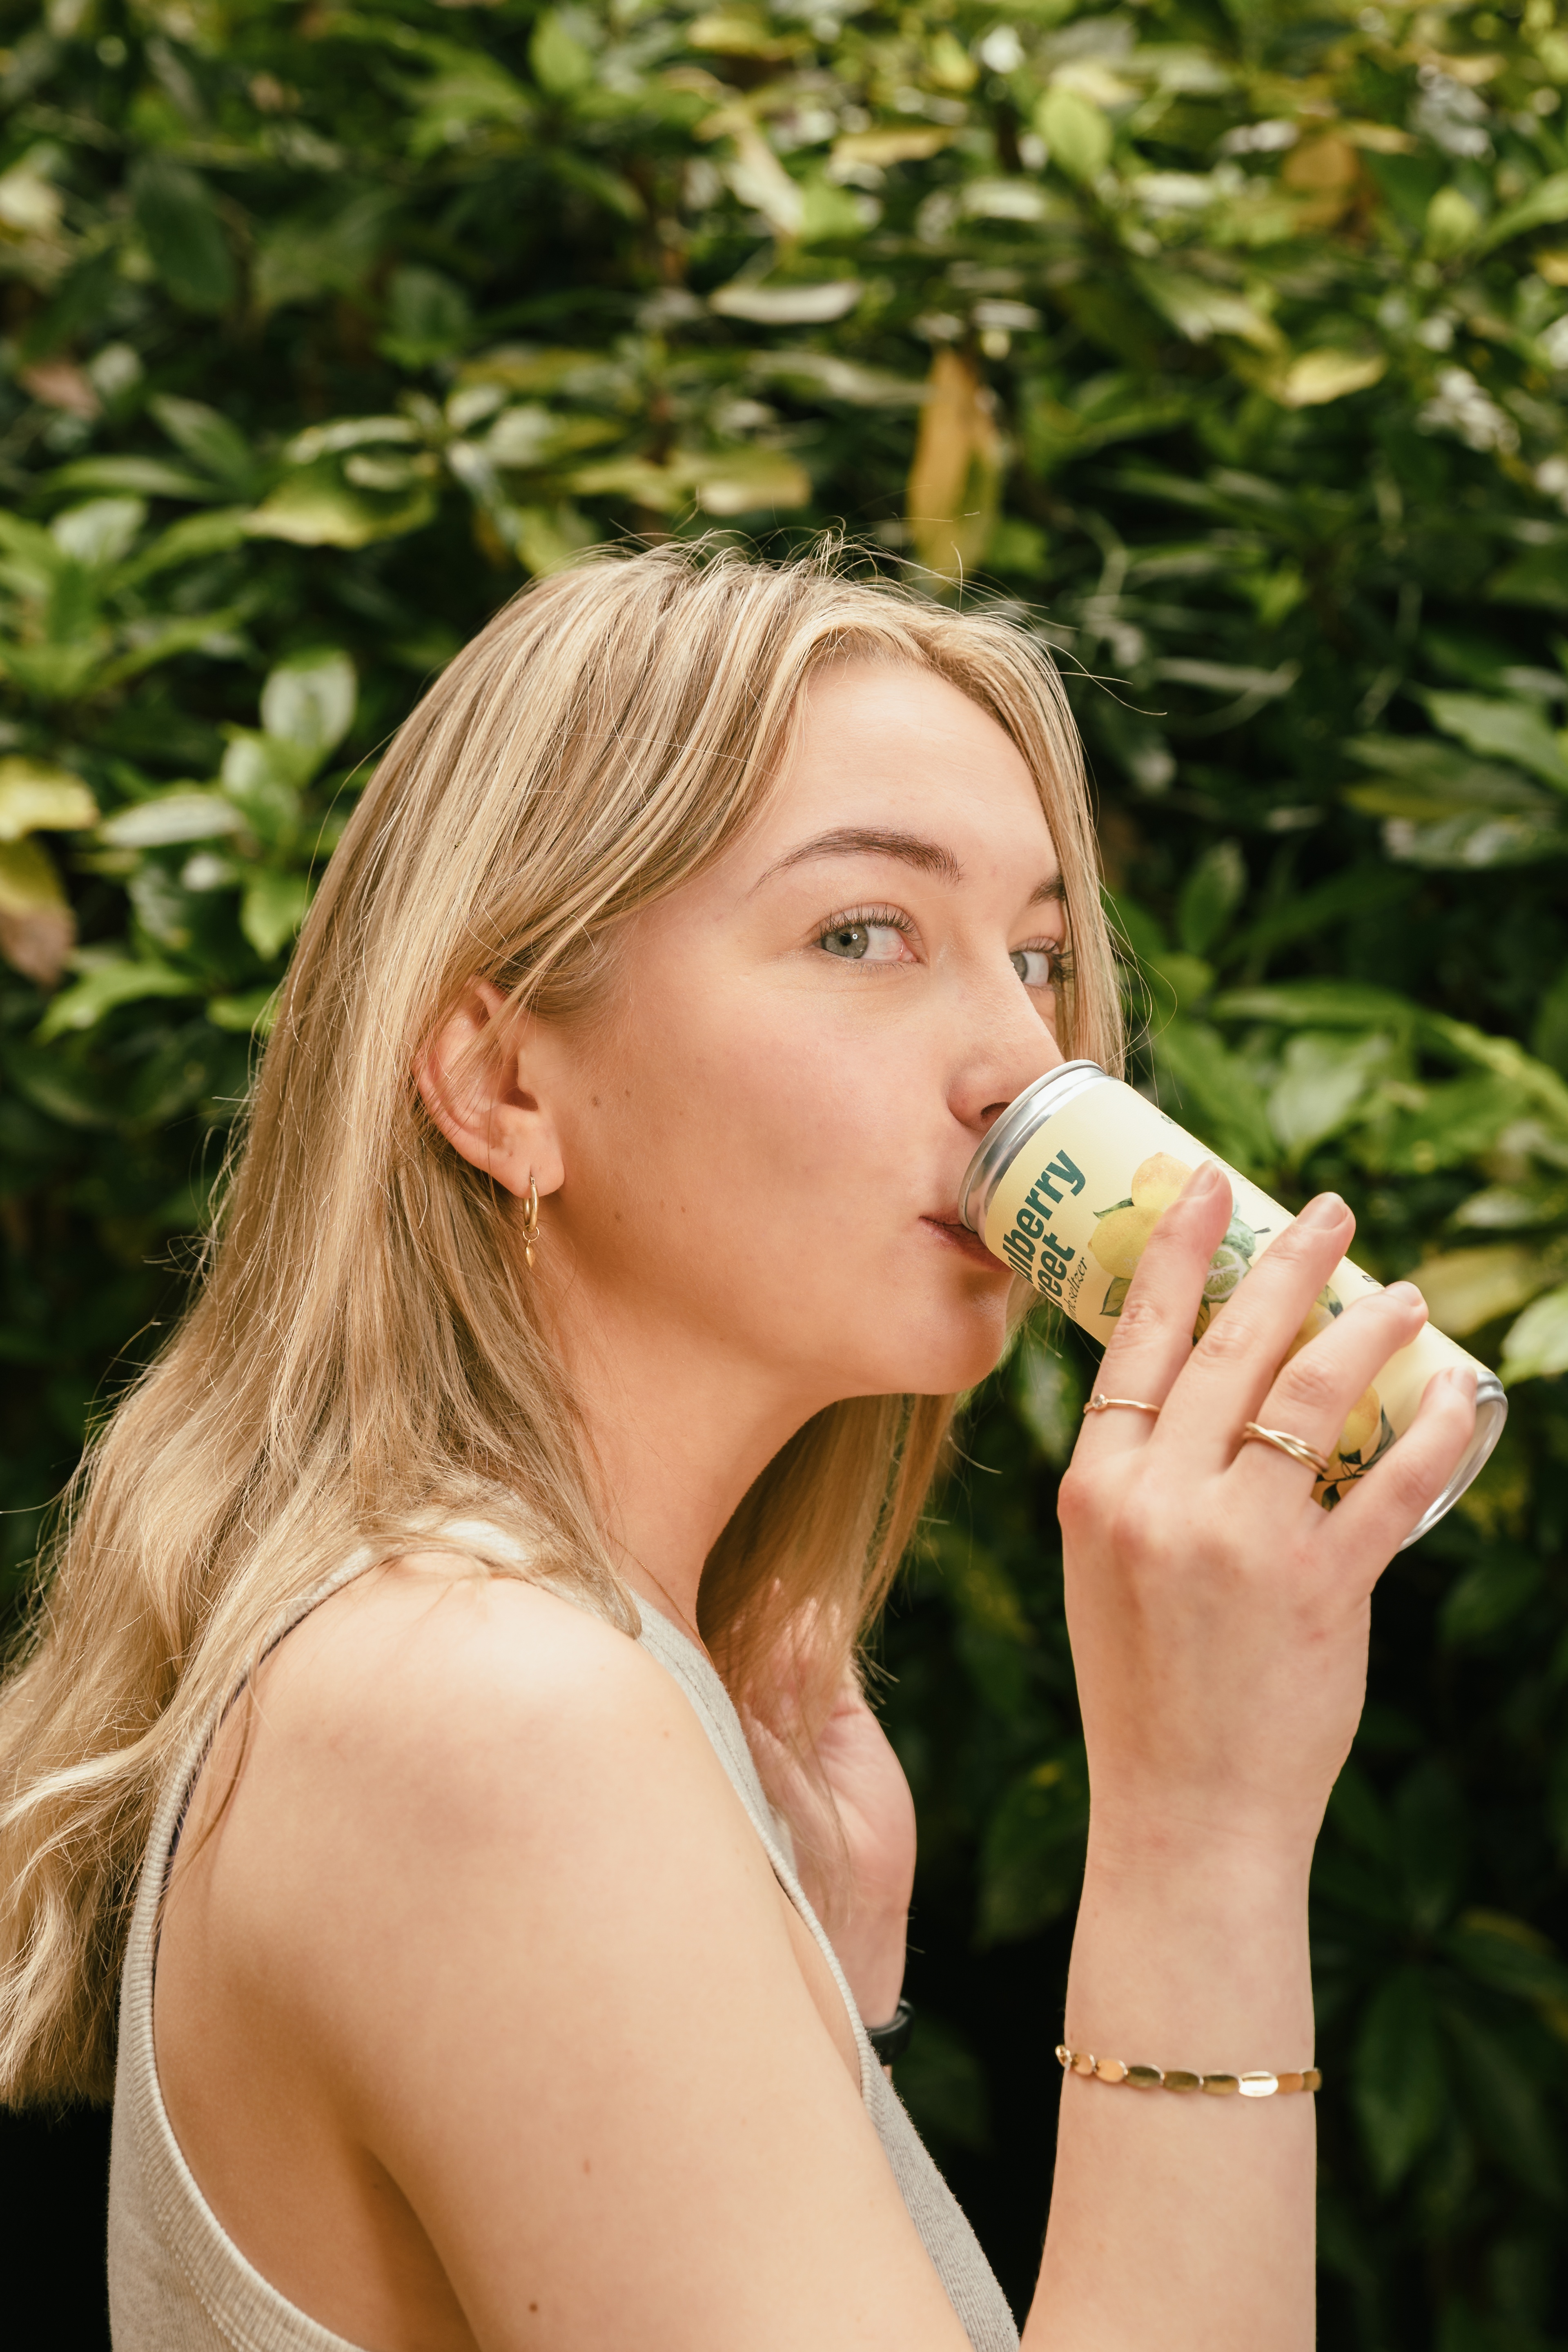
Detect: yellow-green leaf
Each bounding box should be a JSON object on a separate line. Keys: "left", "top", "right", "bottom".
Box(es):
{"left": 1270, "top": 350, "right": 1386, "bottom": 408}
{"left": 0, "top": 760, "right": 98, "bottom": 841}
{"left": 1037, "top": 86, "right": 1111, "bottom": 183}
{"left": 1501, "top": 1284, "right": 1568, "bottom": 1385}
{"left": 1411, "top": 1246, "right": 1560, "bottom": 1338}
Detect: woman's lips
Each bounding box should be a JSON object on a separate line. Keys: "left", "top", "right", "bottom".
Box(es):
{"left": 922, "top": 1215, "right": 1006, "bottom": 1270}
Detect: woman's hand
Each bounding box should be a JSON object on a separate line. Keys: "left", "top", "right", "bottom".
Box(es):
{"left": 1060, "top": 1158, "right": 1477, "bottom": 1873}
{"left": 808, "top": 1676, "right": 916, "bottom": 2030}
{"left": 756, "top": 1663, "right": 916, "bottom": 2032}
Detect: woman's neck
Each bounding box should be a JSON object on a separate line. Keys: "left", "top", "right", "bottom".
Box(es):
{"left": 548, "top": 1281, "right": 820, "bottom": 1639}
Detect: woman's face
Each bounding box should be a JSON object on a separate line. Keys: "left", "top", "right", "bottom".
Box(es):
{"left": 538, "top": 658, "right": 1069, "bottom": 1413}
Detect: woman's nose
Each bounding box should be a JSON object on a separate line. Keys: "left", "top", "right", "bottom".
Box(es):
{"left": 950, "top": 987, "right": 1068, "bottom": 1136}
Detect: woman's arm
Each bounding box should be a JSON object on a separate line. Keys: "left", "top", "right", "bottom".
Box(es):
{"left": 1024, "top": 1162, "right": 1475, "bottom": 2350}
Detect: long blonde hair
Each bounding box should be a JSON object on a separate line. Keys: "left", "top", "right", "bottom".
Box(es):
{"left": 0, "top": 541, "right": 1119, "bottom": 2105}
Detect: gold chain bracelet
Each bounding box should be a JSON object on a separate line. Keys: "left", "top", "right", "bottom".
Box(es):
{"left": 1056, "top": 2045, "right": 1321, "bottom": 2098}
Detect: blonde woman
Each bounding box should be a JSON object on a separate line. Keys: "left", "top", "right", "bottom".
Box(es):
{"left": 0, "top": 548, "right": 1473, "bottom": 2352}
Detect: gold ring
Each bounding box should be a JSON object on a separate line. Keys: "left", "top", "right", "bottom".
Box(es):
{"left": 1240, "top": 1422, "right": 1332, "bottom": 1479}
{"left": 1082, "top": 1394, "right": 1162, "bottom": 1418}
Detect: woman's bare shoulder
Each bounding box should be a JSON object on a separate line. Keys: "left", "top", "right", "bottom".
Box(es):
{"left": 229, "top": 1555, "right": 704, "bottom": 1850}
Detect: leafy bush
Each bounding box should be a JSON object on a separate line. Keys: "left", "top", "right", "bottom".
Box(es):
{"left": 4, "top": 0, "right": 1568, "bottom": 2336}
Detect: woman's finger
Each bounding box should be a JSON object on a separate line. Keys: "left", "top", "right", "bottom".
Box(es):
{"left": 1073, "top": 1160, "right": 1232, "bottom": 1463}
{"left": 1153, "top": 1191, "right": 1356, "bottom": 1467}
{"left": 1315, "top": 1363, "right": 1478, "bottom": 1574}
{"left": 1231, "top": 1279, "right": 1430, "bottom": 1498}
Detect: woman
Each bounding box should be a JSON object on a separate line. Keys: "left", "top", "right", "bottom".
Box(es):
{"left": 0, "top": 546, "right": 1474, "bottom": 2351}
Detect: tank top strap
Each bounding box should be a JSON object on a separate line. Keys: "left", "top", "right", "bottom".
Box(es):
{"left": 633, "top": 1605, "right": 880, "bottom": 2107}
{"left": 633, "top": 1606, "right": 1019, "bottom": 2352}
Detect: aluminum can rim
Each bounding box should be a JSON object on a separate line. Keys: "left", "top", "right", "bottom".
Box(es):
{"left": 958, "top": 1060, "right": 1109, "bottom": 1234}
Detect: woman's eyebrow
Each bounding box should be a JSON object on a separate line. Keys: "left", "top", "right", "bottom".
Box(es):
{"left": 754, "top": 826, "right": 963, "bottom": 888}
{"left": 752, "top": 825, "right": 1066, "bottom": 908}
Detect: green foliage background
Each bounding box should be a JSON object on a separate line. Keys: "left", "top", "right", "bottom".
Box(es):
{"left": 5, "top": 0, "right": 1568, "bottom": 2337}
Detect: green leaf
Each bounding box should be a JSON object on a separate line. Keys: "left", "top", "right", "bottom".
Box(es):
{"left": 219, "top": 735, "right": 309, "bottom": 842}
{"left": 1037, "top": 85, "right": 1111, "bottom": 183}
{"left": 1373, "top": 1075, "right": 1529, "bottom": 1179}
{"left": 1224, "top": 868, "right": 1416, "bottom": 967}
{"left": 708, "top": 281, "right": 864, "bottom": 326}
{"left": 1131, "top": 270, "right": 1278, "bottom": 352}
{"left": 1475, "top": 169, "right": 1568, "bottom": 253}
{"left": 749, "top": 352, "right": 927, "bottom": 408}
{"left": 1500, "top": 1284, "right": 1568, "bottom": 1386}
{"left": 36, "top": 956, "right": 202, "bottom": 1040}
{"left": 1014, "top": 1329, "right": 1083, "bottom": 1466}
{"left": 1176, "top": 839, "right": 1246, "bottom": 956}
{"left": 97, "top": 790, "right": 243, "bottom": 849}
{"left": 1395, "top": 1762, "right": 1468, "bottom": 1936}
{"left": 1443, "top": 2006, "right": 1565, "bottom": 2200}
{"left": 51, "top": 499, "right": 145, "bottom": 570}
{"left": 129, "top": 155, "right": 236, "bottom": 315}
{"left": 240, "top": 871, "right": 312, "bottom": 960}
{"left": 1446, "top": 1912, "right": 1568, "bottom": 2007}
{"left": 1267, "top": 1031, "right": 1393, "bottom": 1163}
{"left": 1214, "top": 980, "right": 1421, "bottom": 1032}
{"left": 1354, "top": 1968, "right": 1447, "bottom": 2192}
{"left": 117, "top": 507, "right": 252, "bottom": 586}
{"left": 260, "top": 651, "right": 356, "bottom": 759}
{"left": 1375, "top": 808, "right": 1568, "bottom": 870}
{"left": 1152, "top": 1017, "right": 1277, "bottom": 1172}
{"left": 98, "top": 610, "right": 251, "bottom": 693}
{"left": 245, "top": 466, "right": 437, "bottom": 549}
{"left": 1452, "top": 1176, "right": 1568, "bottom": 1232}
{"left": 251, "top": 190, "right": 397, "bottom": 316}
{"left": 2, "top": 1041, "right": 115, "bottom": 1128}
{"left": 44, "top": 456, "right": 226, "bottom": 503}
{"left": 149, "top": 396, "right": 261, "bottom": 497}
{"left": 207, "top": 985, "right": 280, "bottom": 1036}
{"left": 378, "top": 265, "right": 472, "bottom": 371}
{"left": 1420, "top": 693, "right": 1568, "bottom": 794}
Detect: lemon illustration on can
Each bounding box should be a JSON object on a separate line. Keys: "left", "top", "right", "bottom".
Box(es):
{"left": 1092, "top": 1154, "right": 1264, "bottom": 1331}
{"left": 1284, "top": 1287, "right": 1394, "bottom": 1501}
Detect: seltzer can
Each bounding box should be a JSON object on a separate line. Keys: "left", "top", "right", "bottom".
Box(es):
{"left": 958, "top": 1060, "right": 1507, "bottom": 1545}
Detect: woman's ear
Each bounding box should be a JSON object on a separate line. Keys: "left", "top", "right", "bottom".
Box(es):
{"left": 416, "top": 980, "right": 565, "bottom": 1203}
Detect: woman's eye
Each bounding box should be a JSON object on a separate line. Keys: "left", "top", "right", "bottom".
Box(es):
{"left": 1011, "top": 947, "right": 1056, "bottom": 989}
{"left": 820, "top": 921, "right": 907, "bottom": 963}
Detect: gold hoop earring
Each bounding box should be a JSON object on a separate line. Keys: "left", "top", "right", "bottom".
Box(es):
{"left": 522, "top": 1178, "right": 540, "bottom": 1271}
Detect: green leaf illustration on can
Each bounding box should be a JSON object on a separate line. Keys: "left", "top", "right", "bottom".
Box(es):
{"left": 958, "top": 1062, "right": 1508, "bottom": 1548}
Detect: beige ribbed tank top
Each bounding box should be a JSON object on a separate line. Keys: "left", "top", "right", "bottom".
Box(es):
{"left": 107, "top": 1536, "right": 1019, "bottom": 2352}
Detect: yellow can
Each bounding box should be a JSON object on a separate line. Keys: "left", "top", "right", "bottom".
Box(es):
{"left": 958, "top": 1061, "right": 1506, "bottom": 1543}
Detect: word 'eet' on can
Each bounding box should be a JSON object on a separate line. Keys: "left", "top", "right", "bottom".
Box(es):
{"left": 958, "top": 1060, "right": 1507, "bottom": 1546}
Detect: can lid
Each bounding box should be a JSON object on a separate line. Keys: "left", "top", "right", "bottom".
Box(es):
{"left": 958, "top": 1060, "right": 1108, "bottom": 1233}
{"left": 1399, "top": 1374, "right": 1508, "bottom": 1549}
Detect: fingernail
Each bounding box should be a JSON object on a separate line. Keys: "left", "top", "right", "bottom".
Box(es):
{"left": 1448, "top": 1365, "right": 1478, "bottom": 1398}
{"left": 1298, "top": 1192, "right": 1348, "bottom": 1230}
{"left": 1186, "top": 1160, "right": 1226, "bottom": 1197}
{"left": 1385, "top": 1281, "right": 1426, "bottom": 1310}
